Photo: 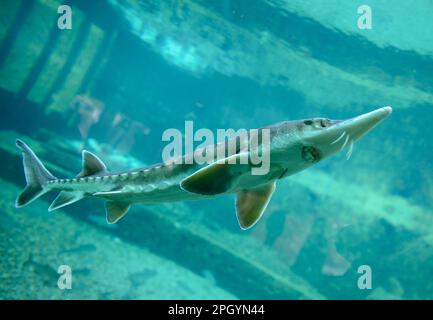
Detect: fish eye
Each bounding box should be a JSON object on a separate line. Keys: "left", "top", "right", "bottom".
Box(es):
{"left": 304, "top": 120, "right": 313, "bottom": 125}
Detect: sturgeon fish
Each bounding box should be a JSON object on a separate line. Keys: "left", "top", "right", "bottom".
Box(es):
{"left": 15, "top": 106, "right": 392, "bottom": 229}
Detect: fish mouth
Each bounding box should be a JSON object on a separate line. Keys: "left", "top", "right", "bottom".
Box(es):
{"left": 303, "top": 106, "right": 392, "bottom": 159}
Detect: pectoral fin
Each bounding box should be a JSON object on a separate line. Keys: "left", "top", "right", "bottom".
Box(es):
{"left": 180, "top": 153, "right": 250, "bottom": 195}
{"left": 105, "top": 201, "right": 131, "bottom": 224}
{"left": 235, "top": 181, "right": 276, "bottom": 230}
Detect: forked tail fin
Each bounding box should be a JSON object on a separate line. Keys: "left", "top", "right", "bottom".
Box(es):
{"left": 15, "top": 139, "right": 56, "bottom": 207}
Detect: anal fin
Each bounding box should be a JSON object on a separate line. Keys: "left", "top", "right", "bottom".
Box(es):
{"left": 105, "top": 201, "right": 131, "bottom": 224}
{"left": 49, "top": 191, "right": 84, "bottom": 211}
{"left": 235, "top": 181, "right": 276, "bottom": 230}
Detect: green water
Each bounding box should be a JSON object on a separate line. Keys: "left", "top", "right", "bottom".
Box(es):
{"left": 0, "top": 0, "right": 432, "bottom": 299}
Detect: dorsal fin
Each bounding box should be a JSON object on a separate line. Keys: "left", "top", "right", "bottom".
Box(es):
{"left": 235, "top": 181, "right": 276, "bottom": 230}
{"left": 78, "top": 150, "right": 107, "bottom": 177}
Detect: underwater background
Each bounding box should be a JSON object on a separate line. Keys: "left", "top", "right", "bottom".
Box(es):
{"left": 0, "top": 0, "right": 432, "bottom": 299}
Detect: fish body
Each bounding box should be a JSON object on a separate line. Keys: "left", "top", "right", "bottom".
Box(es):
{"left": 15, "top": 107, "right": 392, "bottom": 229}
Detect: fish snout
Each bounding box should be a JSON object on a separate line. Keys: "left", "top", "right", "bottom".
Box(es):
{"left": 301, "top": 106, "right": 392, "bottom": 160}
{"left": 343, "top": 106, "right": 392, "bottom": 141}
